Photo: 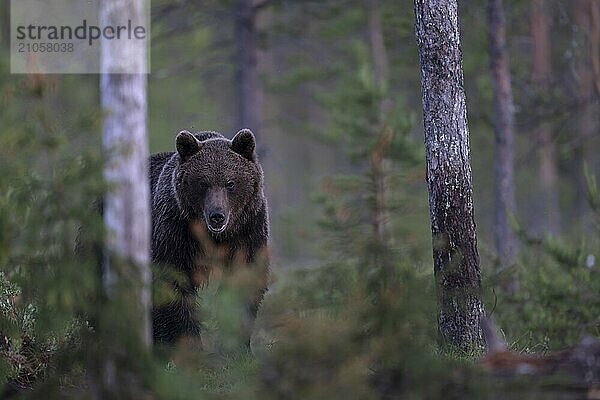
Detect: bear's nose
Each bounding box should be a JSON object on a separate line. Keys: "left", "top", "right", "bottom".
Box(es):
{"left": 209, "top": 212, "right": 226, "bottom": 227}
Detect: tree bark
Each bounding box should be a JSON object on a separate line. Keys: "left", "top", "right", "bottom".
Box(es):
{"left": 235, "top": 0, "right": 264, "bottom": 151}
{"left": 367, "top": 0, "right": 389, "bottom": 92}
{"left": 487, "top": 0, "right": 518, "bottom": 294}
{"left": 531, "top": 0, "right": 560, "bottom": 236}
{"left": 414, "top": 0, "right": 485, "bottom": 351}
{"left": 573, "top": 0, "right": 600, "bottom": 223}
{"left": 99, "top": 0, "right": 151, "bottom": 396}
{"left": 367, "top": 0, "right": 391, "bottom": 255}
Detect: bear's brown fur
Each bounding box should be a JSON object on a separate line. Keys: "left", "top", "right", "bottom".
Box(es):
{"left": 150, "top": 129, "right": 269, "bottom": 344}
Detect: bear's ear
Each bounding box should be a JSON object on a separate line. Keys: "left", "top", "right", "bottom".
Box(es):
{"left": 176, "top": 130, "right": 201, "bottom": 162}
{"left": 231, "top": 129, "right": 256, "bottom": 161}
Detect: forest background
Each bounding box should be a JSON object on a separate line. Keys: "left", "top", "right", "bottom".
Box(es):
{"left": 0, "top": 0, "right": 598, "bottom": 398}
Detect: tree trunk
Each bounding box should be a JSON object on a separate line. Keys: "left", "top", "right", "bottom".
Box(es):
{"left": 367, "top": 0, "right": 391, "bottom": 256}
{"left": 573, "top": 0, "right": 600, "bottom": 224}
{"left": 367, "top": 0, "right": 389, "bottom": 92}
{"left": 531, "top": 0, "right": 560, "bottom": 236}
{"left": 99, "top": 0, "right": 151, "bottom": 396}
{"left": 235, "top": 0, "right": 264, "bottom": 152}
{"left": 414, "top": 0, "right": 485, "bottom": 351}
{"left": 487, "top": 0, "right": 518, "bottom": 294}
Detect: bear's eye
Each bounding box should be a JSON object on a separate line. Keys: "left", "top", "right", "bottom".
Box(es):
{"left": 226, "top": 180, "right": 235, "bottom": 191}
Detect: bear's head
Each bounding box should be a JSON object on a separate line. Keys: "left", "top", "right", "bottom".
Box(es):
{"left": 173, "top": 129, "right": 263, "bottom": 238}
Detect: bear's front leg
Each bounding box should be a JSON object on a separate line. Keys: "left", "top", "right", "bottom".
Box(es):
{"left": 152, "top": 275, "right": 201, "bottom": 345}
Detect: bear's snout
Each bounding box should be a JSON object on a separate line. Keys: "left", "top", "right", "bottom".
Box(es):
{"left": 209, "top": 211, "right": 226, "bottom": 227}
{"left": 205, "top": 209, "right": 229, "bottom": 233}
{"left": 203, "top": 187, "right": 230, "bottom": 233}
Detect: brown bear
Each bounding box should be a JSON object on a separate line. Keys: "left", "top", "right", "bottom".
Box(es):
{"left": 149, "top": 129, "right": 269, "bottom": 344}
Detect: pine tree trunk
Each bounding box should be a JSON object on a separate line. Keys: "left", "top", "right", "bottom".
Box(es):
{"left": 99, "top": 0, "right": 151, "bottom": 396}
{"left": 367, "top": 0, "right": 389, "bottom": 92}
{"left": 573, "top": 0, "right": 600, "bottom": 224}
{"left": 367, "top": 0, "right": 390, "bottom": 254}
{"left": 235, "top": 0, "right": 264, "bottom": 149}
{"left": 487, "top": 0, "right": 518, "bottom": 294}
{"left": 531, "top": 0, "right": 560, "bottom": 236}
{"left": 414, "top": 0, "right": 485, "bottom": 351}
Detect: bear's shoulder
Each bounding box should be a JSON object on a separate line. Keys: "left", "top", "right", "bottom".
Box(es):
{"left": 150, "top": 151, "right": 174, "bottom": 167}
{"left": 150, "top": 152, "right": 175, "bottom": 193}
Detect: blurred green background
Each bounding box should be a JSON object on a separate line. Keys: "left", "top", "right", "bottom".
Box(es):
{"left": 0, "top": 0, "right": 598, "bottom": 398}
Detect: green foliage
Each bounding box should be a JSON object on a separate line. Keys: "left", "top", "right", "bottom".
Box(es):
{"left": 489, "top": 173, "right": 600, "bottom": 351}
{"left": 0, "top": 59, "right": 105, "bottom": 393}
{"left": 0, "top": 0, "right": 597, "bottom": 397}
{"left": 139, "top": 5, "right": 477, "bottom": 397}
{"left": 256, "top": 263, "right": 486, "bottom": 399}
{"left": 199, "top": 278, "right": 250, "bottom": 353}
{"left": 242, "top": 14, "right": 480, "bottom": 398}
{"left": 491, "top": 254, "right": 599, "bottom": 352}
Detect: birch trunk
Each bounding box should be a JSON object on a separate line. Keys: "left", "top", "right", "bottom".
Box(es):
{"left": 99, "top": 0, "right": 151, "bottom": 395}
